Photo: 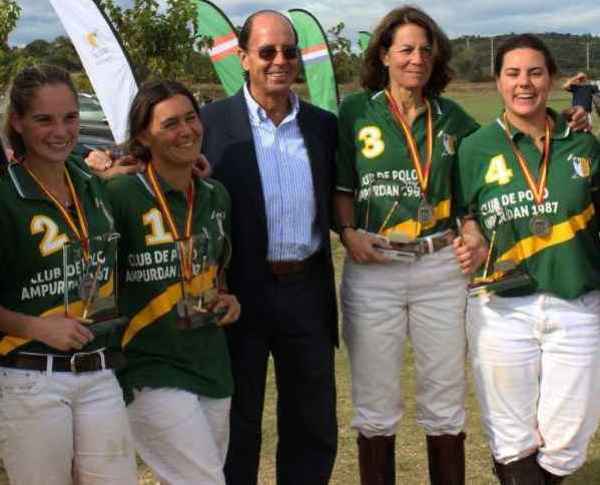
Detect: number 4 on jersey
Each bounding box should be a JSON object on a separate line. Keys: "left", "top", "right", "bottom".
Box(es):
{"left": 485, "top": 154, "right": 514, "bottom": 185}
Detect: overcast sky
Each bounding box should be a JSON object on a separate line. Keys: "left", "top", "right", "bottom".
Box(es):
{"left": 8, "top": 0, "right": 600, "bottom": 47}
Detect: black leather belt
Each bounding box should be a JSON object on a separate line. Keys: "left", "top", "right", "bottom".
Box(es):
{"left": 389, "top": 231, "right": 454, "bottom": 255}
{"left": 0, "top": 350, "right": 126, "bottom": 373}
{"left": 268, "top": 250, "right": 324, "bottom": 279}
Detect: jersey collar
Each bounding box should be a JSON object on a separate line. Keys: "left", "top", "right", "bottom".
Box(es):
{"left": 137, "top": 169, "right": 216, "bottom": 200}
{"left": 495, "top": 108, "right": 570, "bottom": 141}
{"left": 243, "top": 82, "right": 300, "bottom": 126}
{"left": 371, "top": 90, "right": 444, "bottom": 118}
{"left": 7, "top": 157, "right": 92, "bottom": 201}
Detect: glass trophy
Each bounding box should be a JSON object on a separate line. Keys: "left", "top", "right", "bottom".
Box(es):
{"left": 63, "top": 232, "right": 128, "bottom": 336}
{"left": 175, "top": 233, "right": 226, "bottom": 330}
{"left": 467, "top": 224, "right": 532, "bottom": 296}
{"left": 369, "top": 194, "right": 418, "bottom": 263}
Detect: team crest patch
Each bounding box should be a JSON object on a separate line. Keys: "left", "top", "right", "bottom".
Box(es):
{"left": 440, "top": 132, "right": 456, "bottom": 156}
{"left": 569, "top": 154, "right": 591, "bottom": 178}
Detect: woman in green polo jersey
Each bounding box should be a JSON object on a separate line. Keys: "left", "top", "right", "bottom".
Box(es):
{"left": 457, "top": 34, "right": 600, "bottom": 483}
{"left": 104, "top": 80, "right": 240, "bottom": 484}
{"left": 334, "top": 6, "right": 485, "bottom": 484}
{"left": 0, "top": 65, "right": 137, "bottom": 484}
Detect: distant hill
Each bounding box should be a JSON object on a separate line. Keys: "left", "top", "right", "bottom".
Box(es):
{"left": 450, "top": 33, "right": 600, "bottom": 81}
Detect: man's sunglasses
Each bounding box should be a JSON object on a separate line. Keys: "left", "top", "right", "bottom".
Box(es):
{"left": 251, "top": 45, "right": 300, "bottom": 61}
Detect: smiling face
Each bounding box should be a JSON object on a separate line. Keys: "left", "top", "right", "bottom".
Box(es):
{"left": 239, "top": 12, "right": 299, "bottom": 103}
{"left": 139, "top": 94, "right": 202, "bottom": 168}
{"left": 497, "top": 47, "right": 553, "bottom": 123}
{"left": 10, "top": 83, "right": 79, "bottom": 166}
{"left": 381, "top": 23, "right": 433, "bottom": 95}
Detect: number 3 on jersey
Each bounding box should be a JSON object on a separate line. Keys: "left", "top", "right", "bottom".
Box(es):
{"left": 358, "top": 126, "right": 385, "bottom": 159}
{"left": 485, "top": 155, "right": 514, "bottom": 185}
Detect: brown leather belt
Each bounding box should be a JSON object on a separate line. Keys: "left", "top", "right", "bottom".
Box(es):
{"left": 389, "top": 231, "right": 454, "bottom": 255}
{"left": 0, "top": 350, "right": 126, "bottom": 373}
{"left": 268, "top": 250, "right": 324, "bottom": 278}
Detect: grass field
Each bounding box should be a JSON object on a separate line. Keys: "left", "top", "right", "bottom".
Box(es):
{"left": 4, "top": 82, "right": 600, "bottom": 485}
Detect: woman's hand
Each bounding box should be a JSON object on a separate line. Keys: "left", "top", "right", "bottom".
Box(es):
{"left": 342, "top": 228, "right": 391, "bottom": 264}
{"left": 85, "top": 149, "right": 145, "bottom": 179}
{"left": 213, "top": 293, "right": 241, "bottom": 327}
{"left": 453, "top": 221, "right": 489, "bottom": 274}
{"left": 26, "top": 315, "right": 94, "bottom": 352}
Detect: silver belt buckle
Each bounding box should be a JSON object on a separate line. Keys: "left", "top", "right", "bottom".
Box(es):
{"left": 70, "top": 352, "right": 83, "bottom": 373}
{"left": 69, "top": 350, "right": 106, "bottom": 373}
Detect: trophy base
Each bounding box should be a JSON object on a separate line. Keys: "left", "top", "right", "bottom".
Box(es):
{"left": 468, "top": 271, "right": 533, "bottom": 296}
{"left": 87, "top": 316, "right": 129, "bottom": 337}
{"left": 176, "top": 308, "right": 228, "bottom": 330}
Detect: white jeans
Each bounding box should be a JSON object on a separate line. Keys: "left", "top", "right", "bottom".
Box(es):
{"left": 467, "top": 291, "right": 600, "bottom": 476}
{"left": 0, "top": 368, "right": 136, "bottom": 485}
{"left": 342, "top": 246, "right": 468, "bottom": 438}
{"left": 127, "top": 387, "right": 230, "bottom": 485}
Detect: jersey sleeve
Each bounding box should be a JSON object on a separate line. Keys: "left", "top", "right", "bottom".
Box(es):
{"left": 0, "top": 197, "right": 15, "bottom": 292}
{"left": 335, "top": 97, "right": 359, "bottom": 194}
{"left": 455, "top": 134, "right": 480, "bottom": 218}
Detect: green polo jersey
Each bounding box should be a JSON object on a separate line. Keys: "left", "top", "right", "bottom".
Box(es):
{"left": 105, "top": 172, "right": 233, "bottom": 403}
{"left": 456, "top": 111, "right": 600, "bottom": 299}
{"left": 0, "top": 160, "right": 116, "bottom": 356}
{"left": 336, "top": 90, "right": 479, "bottom": 239}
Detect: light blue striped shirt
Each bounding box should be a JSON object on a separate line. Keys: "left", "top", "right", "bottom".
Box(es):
{"left": 243, "top": 84, "right": 321, "bottom": 262}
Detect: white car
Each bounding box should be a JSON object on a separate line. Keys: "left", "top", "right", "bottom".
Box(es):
{"left": 78, "top": 93, "right": 107, "bottom": 123}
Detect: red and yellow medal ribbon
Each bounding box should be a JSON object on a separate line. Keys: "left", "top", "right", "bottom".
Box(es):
{"left": 23, "top": 164, "right": 90, "bottom": 260}
{"left": 385, "top": 90, "right": 434, "bottom": 197}
{"left": 502, "top": 112, "right": 551, "bottom": 205}
{"left": 146, "top": 163, "right": 195, "bottom": 281}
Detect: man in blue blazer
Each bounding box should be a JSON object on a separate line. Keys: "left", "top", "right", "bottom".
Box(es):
{"left": 200, "top": 9, "right": 338, "bottom": 485}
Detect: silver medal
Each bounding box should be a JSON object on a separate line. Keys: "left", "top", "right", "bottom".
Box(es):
{"left": 417, "top": 199, "right": 434, "bottom": 224}
{"left": 529, "top": 215, "right": 552, "bottom": 237}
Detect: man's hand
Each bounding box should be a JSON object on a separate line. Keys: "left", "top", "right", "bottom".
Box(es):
{"left": 563, "top": 105, "right": 591, "bottom": 132}
{"left": 192, "top": 154, "right": 212, "bottom": 179}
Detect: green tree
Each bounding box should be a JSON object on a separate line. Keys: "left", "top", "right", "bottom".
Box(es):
{"left": 97, "top": 0, "right": 197, "bottom": 81}
{"left": 0, "top": 0, "right": 21, "bottom": 49}
{"left": 326, "top": 22, "right": 359, "bottom": 84}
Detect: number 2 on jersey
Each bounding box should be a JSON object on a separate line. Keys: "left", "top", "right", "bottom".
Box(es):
{"left": 485, "top": 155, "right": 514, "bottom": 185}
{"left": 30, "top": 215, "right": 69, "bottom": 257}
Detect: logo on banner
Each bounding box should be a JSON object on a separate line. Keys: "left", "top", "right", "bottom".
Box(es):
{"left": 85, "top": 31, "right": 99, "bottom": 48}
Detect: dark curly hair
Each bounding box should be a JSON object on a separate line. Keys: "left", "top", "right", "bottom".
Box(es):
{"left": 494, "top": 34, "right": 558, "bottom": 78}
{"left": 127, "top": 80, "right": 201, "bottom": 162}
{"left": 361, "top": 5, "right": 453, "bottom": 98}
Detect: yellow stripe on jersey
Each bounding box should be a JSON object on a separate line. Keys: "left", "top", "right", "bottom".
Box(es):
{"left": 381, "top": 198, "right": 451, "bottom": 240}
{"left": 122, "top": 266, "right": 218, "bottom": 347}
{"left": 489, "top": 203, "right": 595, "bottom": 280}
{"left": 0, "top": 278, "right": 115, "bottom": 356}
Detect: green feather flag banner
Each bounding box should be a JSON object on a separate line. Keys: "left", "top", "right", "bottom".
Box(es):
{"left": 288, "top": 9, "right": 339, "bottom": 114}
{"left": 358, "top": 31, "right": 372, "bottom": 53}
{"left": 193, "top": 0, "right": 244, "bottom": 96}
